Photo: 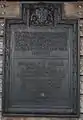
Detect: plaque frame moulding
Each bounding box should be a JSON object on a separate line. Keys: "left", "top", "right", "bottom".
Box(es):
{"left": 2, "top": 2, "right": 80, "bottom": 118}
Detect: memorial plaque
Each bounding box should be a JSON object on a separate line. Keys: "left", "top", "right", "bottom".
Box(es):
{"left": 2, "top": 2, "right": 80, "bottom": 117}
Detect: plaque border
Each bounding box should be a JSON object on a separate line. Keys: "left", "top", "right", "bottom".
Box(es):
{"left": 2, "top": 2, "right": 80, "bottom": 118}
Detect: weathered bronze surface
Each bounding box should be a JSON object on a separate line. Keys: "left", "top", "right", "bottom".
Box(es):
{"left": 2, "top": 2, "right": 80, "bottom": 118}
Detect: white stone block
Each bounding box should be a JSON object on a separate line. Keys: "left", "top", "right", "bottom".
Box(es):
{"left": 80, "top": 59, "right": 83, "bottom": 75}
{"left": 80, "top": 81, "right": 83, "bottom": 94}
{"left": 80, "top": 95, "right": 83, "bottom": 113}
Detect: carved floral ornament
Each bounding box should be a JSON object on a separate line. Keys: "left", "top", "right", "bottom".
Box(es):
{"left": 29, "top": 4, "right": 54, "bottom": 26}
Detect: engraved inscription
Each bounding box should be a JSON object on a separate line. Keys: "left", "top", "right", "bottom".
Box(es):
{"left": 29, "top": 4, "right": 54, "bottom": 26}
{"left": 13, "top": 59, "right": 68, "bottom": 105}
{"left": 15, "top": 32, "right": 67, "bottom": 55}
{"left": 17, "top": 60, "right": 67, "bottom": 89}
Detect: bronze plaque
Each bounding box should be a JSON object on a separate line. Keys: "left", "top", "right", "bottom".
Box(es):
{"left": 2, "top": 2, "right": 80, "bottom": 117}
